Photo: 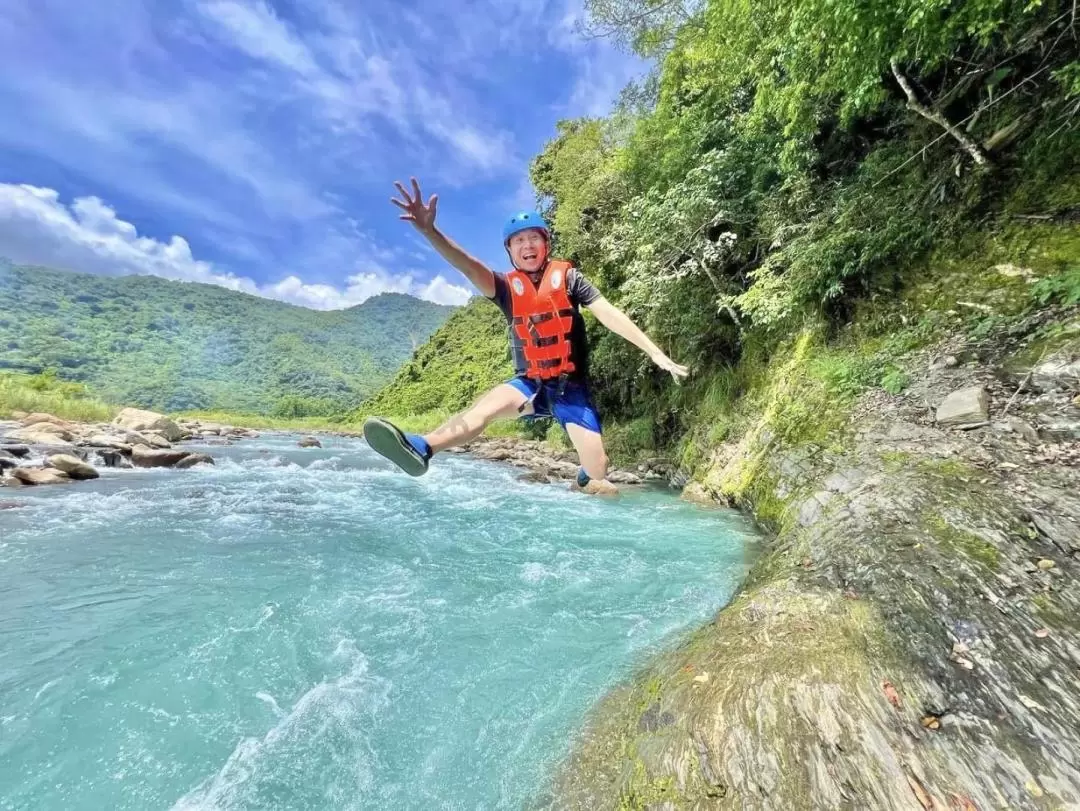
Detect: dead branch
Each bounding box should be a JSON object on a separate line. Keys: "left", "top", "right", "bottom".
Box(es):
{"left": 891, "top": 60, "right": 990, "bottom": 166}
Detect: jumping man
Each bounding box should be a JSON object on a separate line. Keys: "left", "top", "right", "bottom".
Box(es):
{"left": 362, "top": 178, "right": 689, "bottom": 493}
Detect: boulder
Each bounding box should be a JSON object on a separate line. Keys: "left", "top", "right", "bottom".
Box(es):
{"left": 113, "top": 408, "right": 184, "bottom": 442}
{"left": 95, "top": 450, "right": 132, "bottom": 469}
{"left": 12, "top": 467, "right": 72, "bottom": 486}
{"left": 46, "top": 454, "right": 100, "bottom": 480}
{"left": 20, "top": 412, "right": 71, "bottom": 428}
{"left": 175, "top": 453, "right": 215, "bottom": 469}
{"left": 0, "top": 456, "right": 17, "bottom": 472}
{"left": 1039, "top": 421, "right": 1080, "bottom": 443}
{"left": 131, "top": 446, "right": 190, "bottom": 468}
{"left": 140, "top": 433, "right": 172, "bottom": 449}
{"left": 0, "top": 444, "right": 30, "bottom": 457}
{"left": 936, "top": 386, "right": 990, "bottom": 426}
{"left": 1031, "top": 356, "right": 1080, "bottom": 393}
{"left": 83, "top": 434, "right": 133, "bottom": 451}
{"left": 298, "top": 436, "right": 323, "bottom": 448}
{"left": 3, "top": 428, "right": 75, "bottom": 446}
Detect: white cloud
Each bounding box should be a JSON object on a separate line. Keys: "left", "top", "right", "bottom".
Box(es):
{"left": 193, "top": 0, "right": 519, "bottom": 178}
{"left": 0, "top": 183, "right": 470, "bottom": 308}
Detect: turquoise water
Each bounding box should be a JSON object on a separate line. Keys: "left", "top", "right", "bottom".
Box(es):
{"left": 0, "top": 433, "right": 756, "bottom": 810}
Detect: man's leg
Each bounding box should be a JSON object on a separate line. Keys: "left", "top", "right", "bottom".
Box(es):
{"left": 564, "top": 423, "right": 618, "bottom": 495}
{"left": 424, "top": 383, "right": 532, "bottom": 453}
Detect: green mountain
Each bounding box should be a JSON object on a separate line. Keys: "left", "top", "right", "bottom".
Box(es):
{"left": 0, "top": 259, "right": 456, "bottom": 414}
{"left": 359, "top": 297, "right": 512, "bottom": 417}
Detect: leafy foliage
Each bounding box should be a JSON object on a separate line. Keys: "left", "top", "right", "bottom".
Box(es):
{"left": 358, "top": 297, "right": 513, "bottom": 417}
{"left": 526, "top": 0, "right": 1078, "bottom": 436}
{"left": 0, "top": 261, "right": 455, "bottom": 414}
{"left": 0, "top": 371, "right": 115, "bottom": 422}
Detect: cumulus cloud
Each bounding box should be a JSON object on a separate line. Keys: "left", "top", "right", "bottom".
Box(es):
{"left": 0, "top": 183, "right": 471, "bottom": 308}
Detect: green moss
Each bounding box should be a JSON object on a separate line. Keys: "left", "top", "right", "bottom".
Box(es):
{"left": 918, "top": 457, "right": 976, "bottom": 479}
{"left": 1031, "top": 593, "right": 1065, "bottom": 622}
{"left": 879, "top": 450, "right": 913, "bottom": 472}
{"left": 926, "top": 514, "right": 1001, "bottom": 571}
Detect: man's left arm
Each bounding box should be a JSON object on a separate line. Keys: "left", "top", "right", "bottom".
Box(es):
{"left": 586, "top": 296, "right": 690, "bottom": 381}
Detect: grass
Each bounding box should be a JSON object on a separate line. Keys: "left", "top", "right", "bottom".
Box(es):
{"left": 0, "top": 372, "right": 116, "bottom": 423}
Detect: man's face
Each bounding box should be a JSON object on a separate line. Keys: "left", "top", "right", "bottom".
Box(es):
{"left": 508, "top": 229, "right": 548, "bottom": 272}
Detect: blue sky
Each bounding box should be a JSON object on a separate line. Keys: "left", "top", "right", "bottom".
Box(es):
{"left": 0, "top": 0, "right": 643, "bottom": 307}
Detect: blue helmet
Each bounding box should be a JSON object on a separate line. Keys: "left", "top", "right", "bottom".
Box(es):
{"left": 502, "top": 210, "right": 550, "bottom": 245}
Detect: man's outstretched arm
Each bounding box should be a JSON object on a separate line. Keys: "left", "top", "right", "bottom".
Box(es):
{"left": 586, "top": 296, "right": 690, "bottom": 381}
{"left": 391, "top": 177, "right": 496, "bottom": 298}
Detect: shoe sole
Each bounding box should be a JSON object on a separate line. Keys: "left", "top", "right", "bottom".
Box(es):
{"left": 362, "top": 417, "right": 428, "bottom": 477}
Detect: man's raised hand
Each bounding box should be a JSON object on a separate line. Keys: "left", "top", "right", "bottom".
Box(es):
{"left": 391, "top": 177, "right": 438, "bottom": 233}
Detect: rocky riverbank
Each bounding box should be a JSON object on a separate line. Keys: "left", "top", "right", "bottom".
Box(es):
{"left": 447, "top": 435, "right": 674, "bottom": 489}
{"left": 0, "top": 408, "right": 259, "bottom": 490}
{"left": 544, "top": 323, "right": 1080, "bottom": 808}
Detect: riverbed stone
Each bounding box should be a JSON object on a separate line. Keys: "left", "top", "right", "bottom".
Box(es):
{"left": 936, "top": 386, "right": 990, "bottom": 426}
{"left": 12, "top": 467, "right": 71, "bottom": 485}
{"left": 298, "top": 436, "right": 322, "bottom": 448}
{"left": 131, "top": 446, "right": 190, "bottom": 468}
{"left": 113, "top": 408, "right": 184, "bottom": 442}
{"left": 83, "top": 434, "right": 133, "bottom": 451}
{"left": 46, "top": 454, "right": 100, "bottom": 480}
{"left": 3, "top": 428, "right": 75, "bottom": 446}
{"left": 175, "top": 453, "right": 214, "bottom": 469}
{"left": 0, "top": 444, "right": 30, "bottom": 457}
{"left": 95, "top": 450, "right": 132, "bottom": 469}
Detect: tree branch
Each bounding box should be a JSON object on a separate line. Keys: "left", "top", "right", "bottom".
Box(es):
{"left": 890, "top": 60, "right": 990, "bottom": 166}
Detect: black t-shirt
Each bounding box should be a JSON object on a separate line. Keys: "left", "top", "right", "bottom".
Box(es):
{"left": 489, "top": 265, "right": 601, "bottom": 381}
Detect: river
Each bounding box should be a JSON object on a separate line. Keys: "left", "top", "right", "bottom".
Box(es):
{"left": 0, "top": 432, "right": 756, "bottom": 810}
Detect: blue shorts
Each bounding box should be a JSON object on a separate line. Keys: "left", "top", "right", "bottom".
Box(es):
{"left": 506, "top": 376, "right": 602, "bottom": 434}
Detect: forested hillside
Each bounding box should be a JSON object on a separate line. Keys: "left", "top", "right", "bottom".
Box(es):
{"left": 368, "top": 0, "right": 1078, "bottom": 459}
{"left": 359, "top": 296, "right": 512, "bottom": 418}
{"left": 0, "top": 260, "right": 455, "bottom": 415}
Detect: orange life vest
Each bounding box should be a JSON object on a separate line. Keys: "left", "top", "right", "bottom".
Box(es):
{"left": 507, "top": 260, "right": 577, "bottom": 381}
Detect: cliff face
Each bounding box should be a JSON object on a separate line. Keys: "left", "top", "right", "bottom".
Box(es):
{"left": 543, "top": 278, "right": 1079, "bottom": 808}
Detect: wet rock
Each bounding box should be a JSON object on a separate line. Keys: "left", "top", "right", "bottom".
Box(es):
{"left": 175, "top": 453, "right": 214, "bottom": 469}
{"left": 83, "top": 434, "right": 133, "bottom": 451}
{"left": 12, "top": 467, "right": 71, "bottom": 485}
{"left": 131, "top": 446, "right": 191, "bottom": 468}
{"left": 1031, "top": 356, "right": 1080, "bottom": 393}
{"left": 46, "top": 454, "right": 99, "bottom": 480}
{"left": 298, "top": 436, "right": 322, "bottom": 448}
{"left": 0, "top": 455, "right": 17, "bottom": 472}
{"left": 112, "top": 408, "right": 184, "bottom": 442}
{"left": 95, "top": 449, "right": 132, "bottom": 469}
{"left": 936, "top": 386, "right": 990, "bottom": 426}
{"left": 1038, "top": 421, "right": 1080, "bottom": 443}
{"left": 606, "top": 470, "right": 643, "bottom": 485}
{"left": 3, "top": 427, "right": 75, "bottom": 446}
{"left": 0, "top": 500, "right": 26, "bottom": 509}
{"left": 0, "top": 444, "right": 30, "bottom": 457}
{"left": 139, "top": 432, "right": 172, "bottom": 449}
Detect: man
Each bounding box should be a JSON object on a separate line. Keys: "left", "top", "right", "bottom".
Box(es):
{"left": 363, "top": 177, "right": 688, "bottom": 493}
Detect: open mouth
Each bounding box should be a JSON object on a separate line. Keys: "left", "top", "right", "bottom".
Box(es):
{"left": 522, "top": 252, "right": 538, "bottom": 262}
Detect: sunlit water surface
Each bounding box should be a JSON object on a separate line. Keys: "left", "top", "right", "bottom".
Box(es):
{"left": 0, "top": 433, "right": 756, "bottom": 810}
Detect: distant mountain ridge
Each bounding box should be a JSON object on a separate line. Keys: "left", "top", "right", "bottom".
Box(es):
{"left": 0, "top": 258, "right": 458, "bottom": 414}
